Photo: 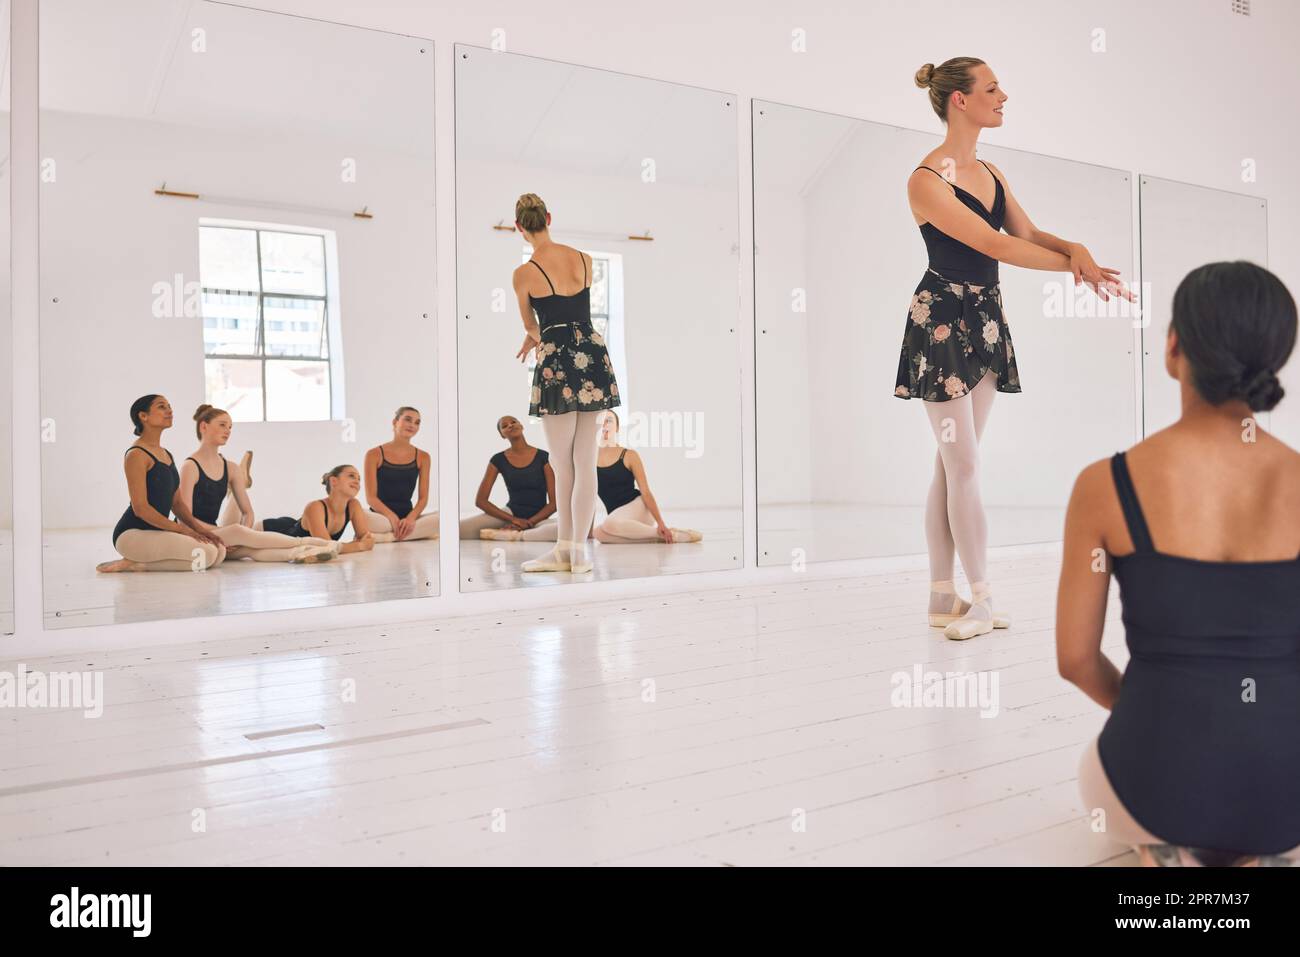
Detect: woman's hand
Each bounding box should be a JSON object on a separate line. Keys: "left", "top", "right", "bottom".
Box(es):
{"left": 240, "top": 512, "right": 255, "bottom": 529}
{"left": 508, "top": 516, "right": 532, "bottom": 530}
{"left": 395, "top": 515, "right": 415, "bottom": 541}
{"left": 1068, "top": 244, "right": 1137, "bottom": 302}
{"left": 657, "top": 522, "right": 672, "bottom": 543}
{"left": 517, "top": 330, "right": 541, "bottom": 363}
{"left": 181, "top": 522, "right": 223, "bottom": 547}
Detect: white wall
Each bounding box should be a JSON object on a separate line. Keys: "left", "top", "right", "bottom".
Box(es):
{"left": 8, "top": 0, "right": 1300, "bottom": 655}
{"left": 39, "top": 110, "right": 438, "bottom": 529}
{"left": 1, "top": 108, "right": 11, "bottom": 531}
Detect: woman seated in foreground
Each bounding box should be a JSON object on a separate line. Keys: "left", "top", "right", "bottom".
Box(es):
{"left": 1056, "top": 260, "right": 1300, "bottom": 867}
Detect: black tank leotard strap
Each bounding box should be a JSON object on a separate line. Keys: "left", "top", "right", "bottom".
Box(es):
{"left": 185, "top": 455, "right": 229, "bottom": 526}
{"left": 374, "top": 445, "right": 420, "bottom": 518}
{"left": 528, "top": 250, "right": 586, "bottom": 297}
{"left": 529, "top": 258, "right": 557, "bottom": 295}
{"left": 111, "top": 446, "right": 181, "bottom": 546}
{"left": 1109, "top": 452, "right": 1155, "bottom": 553}
{"left": 597, "top": 447, "right": 641, "bottom": 514}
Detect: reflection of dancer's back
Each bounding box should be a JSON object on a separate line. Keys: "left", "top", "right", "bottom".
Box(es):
{"left": 460, "top": 414, "right": 559, "bottom": 540}
{"left": 592, "top": 411, "right": 702, "bottom": 545}
{"left": 511, "top": 192, "right": 620, "bottom": 573}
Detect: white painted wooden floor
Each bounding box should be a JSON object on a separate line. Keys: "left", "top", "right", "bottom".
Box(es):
{"left": 460, "top": 507, "right": 742, "bottom": 592}
{"left": 40, "top": 528, "right": 440, "bottom": 628}
{"left": 0, "top": 548, "right": 1139, "bottom": 866}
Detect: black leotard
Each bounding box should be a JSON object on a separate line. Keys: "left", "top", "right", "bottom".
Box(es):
{"left": 528, "top": 252, "right": 590, "bottom": 332}
{"left": 1098, "top": 450, "right": 1300, "bottom": 855}
{"left": 373, "top": 445, "right": 420, "bottom": 518}
{"left": 186, "top": 456, "right": 229, "bottom": 526}
{"left": 111, "top": 446, "right": 180, "bottom": 546}
{"left": 489, "top": 448, "right": 550, "bottom": 520}
{"left": 263, "top": 499, "right": 353, "bottom": 541}
{"left": 913, "top": 159, "right": 1006, "bottom": 284}
{"left": 597, "top": 448, "right": 641, "bottom": 513}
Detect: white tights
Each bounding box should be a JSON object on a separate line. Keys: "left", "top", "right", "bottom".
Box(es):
{"left": 458, "top": 507, "right": 558, "bottom": 541}
{"left": 213, "top": 523, "right": 337, "bottom": 563}
{"left": 114, "top": 529, "right": 226, "bottom": 571}
{"left": 593, "top": 497, "right": 686, "bottom": 543}
{"left": 923, "top": 369, "right": 999, "bottom": 631}
{"left": 534, "top": 410, "right": 603, "bottom": 564}
{"left": 366, "top": 510, "right": 441, "bottom": 544}
{"left": 215, "top": 497, "right": 337, "bottom": 562}
{"left": 923, "top": 368, "right": 998, "bottom": 583}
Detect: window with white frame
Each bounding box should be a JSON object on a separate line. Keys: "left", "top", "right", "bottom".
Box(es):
{"left": 199, "top": 224, "right": 337, "bottom": 422}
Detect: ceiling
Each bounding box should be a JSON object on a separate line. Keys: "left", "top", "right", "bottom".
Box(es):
{"left": 455, "top": 43, "right": 737, "bottom": 189}
{"left": 38, "top": 0, "right": 433, "bottom": 156}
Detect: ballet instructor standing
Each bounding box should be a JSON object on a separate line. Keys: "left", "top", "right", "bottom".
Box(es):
{"left": 512, "top": 193, "right": 621, "bottom": 574}
{"left": 897, "top": 57, "right": 1134, "bottom": 640}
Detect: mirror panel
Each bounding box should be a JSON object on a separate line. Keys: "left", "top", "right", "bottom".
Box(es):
{"left": 39, "top": 0, "right": 438, "bottom": 628}
{"left": 455, "top": 45, "right": 743, "bottom": 592}
{"left": 1, "top": 0, "right": 12, "bottom": 635}
{"left": 753, "top": 100, "right": 1136, "bottom": 566}
{"left": 1138, "top": 175, "right": 1268, "bottom": 436}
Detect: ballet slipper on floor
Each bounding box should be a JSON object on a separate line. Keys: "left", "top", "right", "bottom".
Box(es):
{"left": 928, "top": 608, "right": 1012, "bottom": 629}
{"left": 522, "top": 540, "right": 572, "bottom": 573}
{"left": 929, "top": 580, "right": 1010, "bottom": 631}
{"left": 289, "top": 543, "right": 337, "bottom": 564}
{"left": 943, "top": 582, "right": 996, "bottom": 641}
{"left": 671, "top": 528, "right": 703, "bottom": 543}
{"left": 480, "top": 528, "right": 523, "bottom": 542}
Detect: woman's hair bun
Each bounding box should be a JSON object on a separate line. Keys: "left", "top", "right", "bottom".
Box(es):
{"left": 914, "top": 63, "right": 935, "bottom": 89}
{"left": 1240, "top": 368, "right": 1284, "bottom": 411}
{"left": 193, "top": 404, "right": 212, "bottom": 420}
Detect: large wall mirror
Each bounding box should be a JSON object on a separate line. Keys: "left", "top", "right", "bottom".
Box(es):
{"left": 454, "top": 45, "right": 743, "bottom": 592}
{"left": 1138, "top": 176, "right": 1268, "bottom": 437}
{"left": 1, "top": 0, "right": 12, "bottom": 636}
{"left": 39, "top": 0, "right": 438, "bottom": 628}
{"left": 753, "top": 99, "right": 1136, "bottom": 566}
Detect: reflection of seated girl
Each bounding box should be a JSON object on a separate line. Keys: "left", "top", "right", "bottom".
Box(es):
{"left": 237, "top": 465, "right": 375, "bottom": 556}
{"left": 364, "top": 406, "right": 440, "bottom": 543}
{"left": 460, "top": 415, "right": 559, "bottom": 540}
{"left": 182, "top": 404, "right": 337, "bottom": 563}
{"left": 97, "top": 393, "right": 227, "bottom": 573}
{"left": 592, "top": 411, "right": 701, "bottom": 544}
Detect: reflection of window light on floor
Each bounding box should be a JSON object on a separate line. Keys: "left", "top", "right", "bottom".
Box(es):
{"left": 198, "top": 221, "right": 343, "bottom": 423}
{"left": 521, "top": 247, "right": 626, "bottom": 421}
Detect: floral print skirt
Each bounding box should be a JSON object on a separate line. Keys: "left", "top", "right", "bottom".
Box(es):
{"left": 529, "top": 320, "right": 622, "bottom": 416}
{"left": 893, "top": 267, "right": 1022, "bottom": 402}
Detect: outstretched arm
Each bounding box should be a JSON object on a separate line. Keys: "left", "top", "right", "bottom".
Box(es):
{"left": 909, "top": 168, "right": 1070, "bottom": 273}
{"left": 985, "top": 161, "right": 1135, "bottom": 303}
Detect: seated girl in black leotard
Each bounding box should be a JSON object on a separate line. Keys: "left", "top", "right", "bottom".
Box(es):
{"left": 591, "top": 410, "right": 701, "bottom": 545}
{"left": 364, "top": 406, "right": 439, "bottom": 543}
{"left": 180, "top": 404, "right": 337, "bottom": 564}
{"left": 257, "top": 465, "right": 375, "bottom": 556}
{"left": 1057, "top": 261, "right": 1300, "bottom": 867}
{"left": 459, "top": 415, "right": 559, "bottom": 540}
{"left": 97, "top": 394, "right": 227, "bottom": 573}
